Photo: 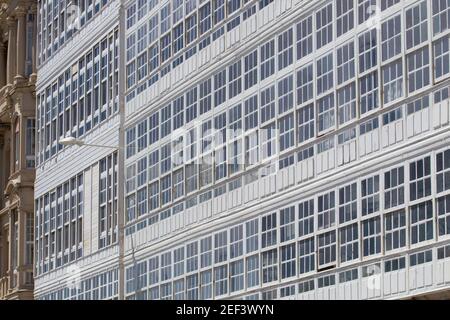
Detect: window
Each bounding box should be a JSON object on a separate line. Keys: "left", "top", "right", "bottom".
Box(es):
{"left": 160, "top": 252, "right": 172, "bottom": 282}
{"left": 383, "top": 60, "right": 404, "bottom": 104}
{"left": 137, "top": 24, "right": 147, "bottom": 54}
{"left": 317, "top": 94, "right": 335, "bottom": 133}
{"left": 160, "top": 4, "right": 171, "bottom": 34}
{"left": 433, "top": 0, "right": 450, "bottom": 35}
{"left": 383, "top": 106, "right": 403, "bottom": 126}
{"left": 126, "top": 194, "right": 136, "bottom": 223}
{"left": 278, "top": 28, "right": 293, "bottom": 70}
{"left": 406, "top": 1, "right": 428, "bottom": 50}
{"left": 230, "top": 260, "right": 244, "bottom": 293}
{"left": 260, "top": 40, "right": 275, "bottom": 81}
{"left": 199, "top": 3, "right": 211, "bottom": 35}
{"left": 172, "top": 23, "right": 184, "bottom": 54}
{"left": 437, "top": 149, "right": 450, "bottom": 193}
{"left": 136, "top": 120, "right": 147, "bottom": 152}
{"left": 381, "top": 0, "right": 400, "bottom": 11}
{"left": 410, "top": 250, "right": 432, "bottom": 267}
{"left": 173, "top": 247, "right": 184, "bottom": 278}
{"left": 296, "top": 63, "right": 314, "bottom": 105}
{"left": 246, "top": 218, "right": 259, "bottom": 253}
{"left": 26, "top": 119, "right": 35, "bottom": 168}
{"left": 244, "top": 94, "right": 258, "bottom": 131}
{"left": 278, "top": 75, "right": 294, "bottom": 114}
{"left": 229, "top": 225, "right": 243, "bottom": 259}
{"left": 214, "top": 146, "right": 227, "bottom": 181}
{"left": 173, "top": 169, "right": 184, "bottom": 200}
{"left": 339, "top": 183, "right": 357, "bottom": 223}
{"left": 126, "top": 4, "right": 137, "bottom": 29}
{"left": 260, "top": 85, "right": 276, "bottom": 124}
{"left": 358, "top": 0, "right": 376, "bottom": 25}
{"left": 318, "top": 191, "right": 335, "bottom": 230}
{"left": 246, "top": 255, "right": 259, "bottom": 288}
{"left": 381, "top": 15, "right": 402, "bottom": 61}
{"left": 281, "top": 243, "right": 296, "bottom": 279}
{"left": 261, "top": 122, "right": 276, "bottom": 159}
{"left": 213, "top": 0, "right": 225, "bottom": 24}
{"left": 261, "top": 249, "right": 278, "bottom": 283}
{"left": 337, "top": 83, "right": 356, "bottom": 125}
{"left": 336, "top": 0, "right": 354, "bottom": 37}
{"left": 296, "top": 16, "right": 313, "bottom": 60}
{"left": 214, "top": 265, "right": 228, "bottom": 297}
{"left": 200, "top": 236, "right": 212, "bottom": 268}
{"left": 279, "top": 114, "right": 294, "bottom": 151}
{"left": 297, "top": 104, "right": 315, "bottom": 144}
{"left": 245, "top": 131, "right": 259, "bottom": 166}
{"left": 185, "top": 241, "right": 198, "bottom": 274}
{"left": 228, "top": 61, "right": 242, "bottom": 99}
{"left": 339, "top": 268, "right": 358, "bottom": 283}
{"left": 385, "top": 209, "right": 406, "bottom": 251}
{"left": 185, "top": 15, "right": 197, "bottom": 45}
{"left": 361, "top": 175, "right": 380, "bottom": 216}
{"left": 160, "top": 104, "right": 171, "bottom": 139}
{"left": 318, "top": 231, "right": 336, "bottom": 267}
{"left": 410, "top": 201, "right": 434, "bottom": 244}
{"left": 317, "top": 53, "right": 333, "bottom": 95}
{"left": 148, "top": 256, "right": 159, "bottom": 288}
{"left": 185, "top": 164, "right": 198, "bottom": 195}
{"left": 434, "top": 36, "right": 450, "bottom": 80}
{"left": 199, "top": 79, "right": 212, "bottom": 115}
{"left": 298, "top": 199, "right": 314, "bottom": 237}
{"left": 280, "top": 285, "right": 296, "bottom": 298}
{"left": 340, "top": 224, "right": 359, "bottom": 263}
{"left": 148, "top": 15, "right": 159, "bottom": 44}
{"left": 362, "top": 217, "right": 381, "bottom": 256}
{"left": 214, "top": 231, "right": 227, "bottom": 263}
{"left": 227, "top": 0, "right": 241, "bottom": 15}
{"left": 410, "top": 156, "right": 431, "bottom": 201}
{"left": 407, "top": 48, "right": 430, "bottom": 93}
{"left": 200, "top": 270, "right": 212, "bottom": 299}
{"left": 160, "top": 34, "right": 171, "bottom": 63}
{"left": 360, "top": 71, "right": 379, "bottom": 115}
{"left": 407, "top": 95, "right": 430, "bottom": 118}
{"left": 384, "top": 166, "right": 405, "bottom": 209}
{"left": 438, "top": 194, "right": 450, "bottom": 236}
{"left": 438, "top": 244, "right": 450, "bottom": 259}
{"left": 337, "top": 41, "right": 355, "bottom": 85}
{"left": 359, "top": 29, "right": 377, "bottom": 73}
{"left": 137, "top": 157, "right": 147, "bottom": 189}
{"left": 384, "top": 256, "right": 406, "bottom": 273}
{"left": 214, "top": 69, "right": 226, "bottom": 108}
{"left": 244, "top": 50, "right": 258, "bottom": 90}
{"left": 298, "top": 279, "right": 315, "bottom": 293}
{"left": 298, "top": 237, "right": 315, "bottom": 274}
{"left": 316, "top": 3, "right": 333, "bottom": 49}
{"left": 173, "top": 96, "right": 184, "bottom": 131}
{"left": 262, "top": 212, "right": 277, "bottom": 248}
{"left": 280, "top": 206, "right": 295, "bottom": 242}
{"left": 160, "top": 175, "right": 171, "bottom": 205}
{"left": 126, "top": 62, "right": 136, "bottom": 90}
{"left": 126, "top": 163, "right": 136, "bottom": 194}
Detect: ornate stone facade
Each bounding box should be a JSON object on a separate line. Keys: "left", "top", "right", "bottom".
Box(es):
{"left": 0, "top": 0, "right": 37, "bottom": 300}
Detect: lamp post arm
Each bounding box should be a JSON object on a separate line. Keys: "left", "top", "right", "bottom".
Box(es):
{"left": 81, "top": 143, "right": 120, "bottom": 150}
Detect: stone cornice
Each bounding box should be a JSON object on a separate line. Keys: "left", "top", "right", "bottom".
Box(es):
{"left": 13, "top": 5, "right": 27, "bottom": 16}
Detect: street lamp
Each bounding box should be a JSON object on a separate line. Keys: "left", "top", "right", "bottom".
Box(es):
{"left": 59, "top": 136, "right": 119, "bottom": 150}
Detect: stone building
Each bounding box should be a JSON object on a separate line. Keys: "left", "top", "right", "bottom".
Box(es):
{"left": 0, "top": 0, "right": 37, "bottom": 300}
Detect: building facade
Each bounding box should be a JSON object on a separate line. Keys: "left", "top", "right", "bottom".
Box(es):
{"left": 0, "top": 0, "right": 37, "bottom": 300}
{"left": 35, "top": 0, "right": 450, "bottom": 300}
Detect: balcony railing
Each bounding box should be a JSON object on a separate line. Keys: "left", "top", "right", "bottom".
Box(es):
{"left": 0, "top": 276, "right": 9, "bottom": 299}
